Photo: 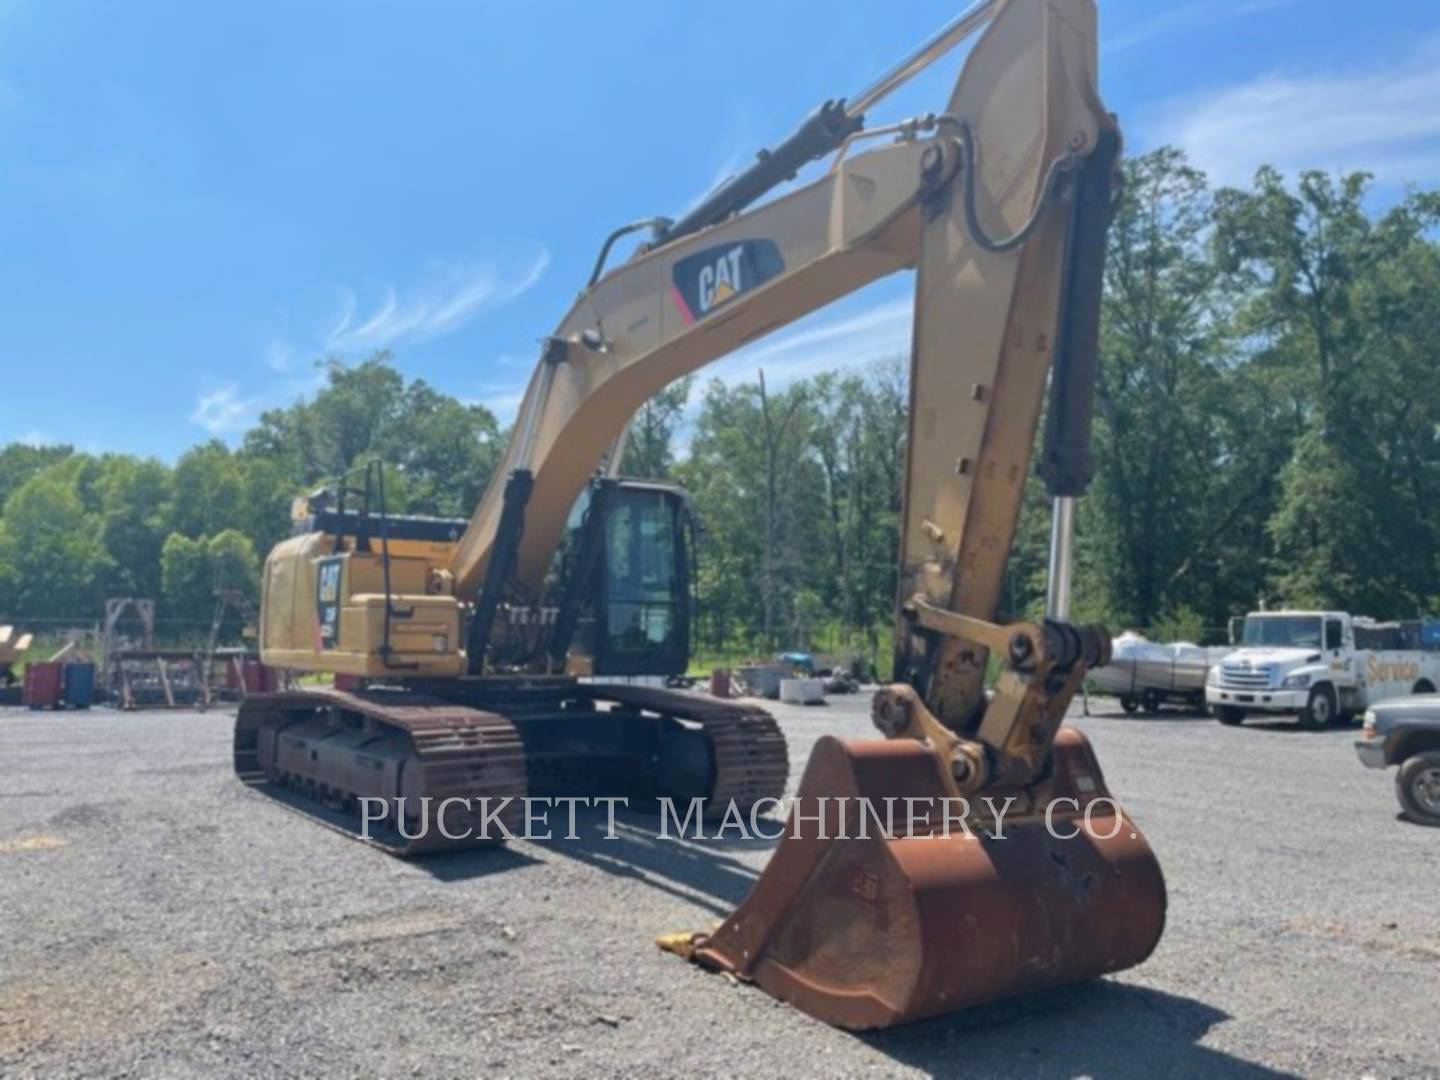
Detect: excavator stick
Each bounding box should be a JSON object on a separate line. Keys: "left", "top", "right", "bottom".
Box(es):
{"left": 660, "top": 0, "right": 1168, "bottom": 1028}
{"left": 690, "top": 730, "right": 1165, "bottom": 1029}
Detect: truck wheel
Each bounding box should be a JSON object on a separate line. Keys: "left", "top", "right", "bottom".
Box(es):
{"left": 1119, "top": 695, "right": 1140, "bottom": 714}
{"left": 1397, "top": 751, "right": 1440, "bottom": 827}
{"left": 1217, "top": 706, "right": 1245, "bottom": 726}
{"left": 1412, "top": 679, "right": 1436, "bottom": 696}
{"left": 1141, "top": 689, "right": 1162, "bottom": 714}
{"left": 1300, "top": 684, "right": 1337, "bottom": 729}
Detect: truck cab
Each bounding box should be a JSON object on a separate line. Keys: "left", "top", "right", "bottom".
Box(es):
{"left": 1206, "top": 610, "right": 1440, "bottom": 728}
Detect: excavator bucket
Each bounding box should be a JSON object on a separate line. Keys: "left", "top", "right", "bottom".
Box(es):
{"left": 682, "top": 729, "right": 1166, "bottom": 1029}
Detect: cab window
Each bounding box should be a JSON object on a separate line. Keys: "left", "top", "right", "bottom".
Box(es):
{"left": 596, "top": 488, "right": 688, "bottom": 673}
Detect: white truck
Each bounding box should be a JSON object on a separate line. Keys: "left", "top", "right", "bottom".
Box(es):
{"left": 1205, "top": 610, "right": 1440, "bottom": 728}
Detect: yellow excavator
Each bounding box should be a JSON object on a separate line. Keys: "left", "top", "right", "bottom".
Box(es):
{"left": 236, "top": 0, "right": 1165, "bottom": 1030}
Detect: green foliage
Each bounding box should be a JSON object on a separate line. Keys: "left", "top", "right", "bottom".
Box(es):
{"left": 1150, "top": 604, "right": 1207, "bottom": 645}
{"left": 159, "top": 533, "right": 210, "bottom": 622}
{"left": 243, "top": 354, "right": 502, "bottom": 516}
{"left": 624, "top": 377, "right": 693, "bottom": 479}
{"left": 0, "top": 354, "right": 501, "bottom": 627}
{"left": 3, "top": 152, "right": 1440, "bottom": 656}
{"left": 0, "top": 443, "right": 75, "bottom": 509}
{"left": 0, "top": 465, "right": 116, "bottom": 617}
{"left": 160, "top": 529, "right": 259, "bottom": 623}
{"left": 678, "top": 361, "right": 904, "bottom": 663}
{"left": 1213, "top": 166, "right": 1440, "bottom": 617}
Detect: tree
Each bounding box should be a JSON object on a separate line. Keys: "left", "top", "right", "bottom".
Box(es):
{"left": 96, "top": 456, "right": 172, "bottom": 599}
{"left": 1086, "top": 147, "right": 1231, "bottom": 628}
{"left": 0, "top": 443, "right": 74, "bottom": 509}
{"left": 0, "top": 466, "right": 115, "bottom": 618}
{"left": 679, "top": 374, "right": 822, "bottom": 650}
{"left": 243, "top": 353, "right": 502, "bottom": 517}
{"left": 171, "top": 441, "right": 246, "bottom": 538}
{"left": 159, "top": 533, "right": 211, "bottom": 623}
{"left": 623, "top": 377, "right": 693, "bottom": 480}
{"left": 161, "top": 529, "right": 260, "bottom": 623}
{"left": 1217, "top": 169, "right": 1440, "bottom": 612}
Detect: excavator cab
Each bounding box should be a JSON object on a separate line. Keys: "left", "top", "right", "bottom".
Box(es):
{"left": 549, "top": 478, "right": 693, "bottom": 678}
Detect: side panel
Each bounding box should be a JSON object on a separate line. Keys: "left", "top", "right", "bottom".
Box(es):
{"left": 259, "top": 532, "right": 464, "bottom": 677}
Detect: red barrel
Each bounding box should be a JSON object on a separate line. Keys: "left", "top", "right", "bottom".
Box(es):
{"left": 710, "top": 668, "right": 732, "bottom": 698}
{"left": 22, "top": 662, "right": 64, "bottom": 709}
{"left": 240, "top": 660, "right": 278, "bottom": 694}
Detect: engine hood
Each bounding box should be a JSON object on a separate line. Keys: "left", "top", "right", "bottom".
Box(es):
{"left": 1368, "top": 694, "right": 1440, "bottom": 723}
{"left": 1220, "top": 647, "right": 1321, "bottom": 670}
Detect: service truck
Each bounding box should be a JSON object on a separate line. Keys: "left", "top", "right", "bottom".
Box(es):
{"left": 1205, "top": 610, "right": 1440, "bottom": 728}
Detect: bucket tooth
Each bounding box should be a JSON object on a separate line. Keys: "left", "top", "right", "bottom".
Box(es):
{"left": 688, "top": 729, "right": 1166, "bottom": 1030}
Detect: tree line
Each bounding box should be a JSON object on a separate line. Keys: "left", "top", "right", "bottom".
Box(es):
{"left": 0, "top": 361, "right": 503, "bottom": 634}
{"left": 2, "top": 149, "right": 1438, "bottom": 661}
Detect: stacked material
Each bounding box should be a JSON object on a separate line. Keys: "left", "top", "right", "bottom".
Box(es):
{"left": 1091, "top": 631, "right": 1229, "bottom": 712}
{"left": 737, "top": 664, "right": 789, "bottom": 700}
{"left": 779, "top": 678, "right": 826, "bottom": 705}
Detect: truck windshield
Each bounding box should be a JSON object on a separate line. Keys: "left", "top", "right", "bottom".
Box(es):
{"left": 1241, "top": 616, "right": 1322, "bottom": 649}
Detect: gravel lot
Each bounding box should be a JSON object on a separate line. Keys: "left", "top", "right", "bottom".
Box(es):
{"left": 1, "top": 692, "right": 1436, "bottom": 1078}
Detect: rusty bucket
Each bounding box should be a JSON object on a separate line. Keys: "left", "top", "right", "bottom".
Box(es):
{"left": 687, "top": 728, "right": 1166, "bottom": 1029}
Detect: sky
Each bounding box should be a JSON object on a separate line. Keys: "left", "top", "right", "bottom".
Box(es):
{"left": 2, "top": 0, "right": 1438, "bottom": 460}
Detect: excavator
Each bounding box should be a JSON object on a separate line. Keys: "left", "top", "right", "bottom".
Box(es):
{"left": 235, "top": 0, "right": 1166, "bottom": 1030}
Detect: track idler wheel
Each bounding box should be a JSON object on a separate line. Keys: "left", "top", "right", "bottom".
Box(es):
{"left": 675, "top": 729, "right": 1166, "bottom": 1029}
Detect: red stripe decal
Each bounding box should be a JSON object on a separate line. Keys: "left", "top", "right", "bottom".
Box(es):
{"left": 670, "top": 283, "right": 695, "bottom": 326}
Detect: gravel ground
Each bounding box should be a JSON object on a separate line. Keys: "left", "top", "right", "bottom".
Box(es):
{"left": 0, "top": 693, "right": 1435, "bottom": 1079}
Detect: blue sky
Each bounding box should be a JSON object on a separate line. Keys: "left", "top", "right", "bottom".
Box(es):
{"left": 2, "top": 0, "right": 1438, "bottom": 459}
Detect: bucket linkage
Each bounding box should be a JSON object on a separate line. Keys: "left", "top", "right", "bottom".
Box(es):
{"left": 660, "top": 604, "right": 1166, "bottom": 1030}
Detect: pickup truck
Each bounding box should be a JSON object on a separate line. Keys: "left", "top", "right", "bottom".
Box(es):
{"left": 1205, "top": 610, "right": 1440, "bottom": 728}
{"left": 1354, "top": 696, "right": 1440, "bottom": 826}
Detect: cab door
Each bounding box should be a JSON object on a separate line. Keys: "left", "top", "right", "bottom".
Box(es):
{"left": 592, "top": 485, "right": 692, "bottom": 676}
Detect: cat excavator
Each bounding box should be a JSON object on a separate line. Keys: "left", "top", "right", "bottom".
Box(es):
{"left": 235, "top": 0, "right": 1166, "bottom": 1029}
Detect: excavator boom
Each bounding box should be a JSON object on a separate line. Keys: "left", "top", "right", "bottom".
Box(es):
{"left": 445, "top": 0, "right": 1101, "bottom": 607}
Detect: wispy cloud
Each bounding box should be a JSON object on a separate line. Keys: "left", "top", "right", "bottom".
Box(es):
{"left": 322, "top": 248, "right": 550, "bottom": 354}
{"left": 189, "top": 384, "right": 259, "bottom": 436}
{"left": 17, "top": 428, "right": 54, "bottom": 448}
{"left": 213, "top": 245, "right": 551, "bottom": 438}
{"left": 264, "top": 339, "right": 296, "bottom": 373}
{"left": 1140, "top": 35, "right": 1440, "bottom": 187}
{"left": 1105, "top": 0, "right": 1298, "bottom": 55}
{"left": 707, "top": 294, "right": 912, "bottom": 391}
{"left": 468, "top": 378, "right": 527, "bottom": 424}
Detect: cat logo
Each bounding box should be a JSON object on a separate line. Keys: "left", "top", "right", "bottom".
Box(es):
{"left": 670, "top": 239, "right": 784, "bottom": 324}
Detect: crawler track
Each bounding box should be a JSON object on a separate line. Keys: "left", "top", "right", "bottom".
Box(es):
{"left": 588, "top": 685, "right": 789, "bottom": 817}
{"left": 234, "top": 687, "right": 527, "bottom": 855}
{"left": 234, "top": 682, "right": 789, "bottom": 854}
